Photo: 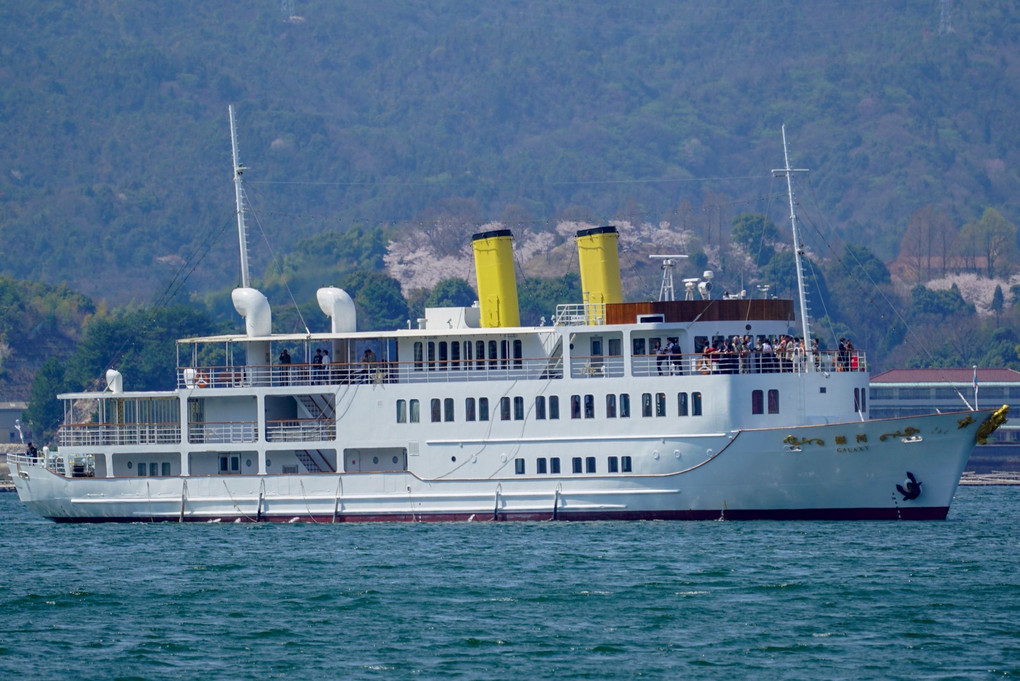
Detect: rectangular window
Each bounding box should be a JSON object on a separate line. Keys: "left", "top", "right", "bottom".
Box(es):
{"left": 752, "top": 389, "right": 764, "bottom": 415}
{"left": 427, "top": 341, "right": 436, "bottom": 370}
{"left": 514, "top": 396, "right": 525, "bottom": 421}
{"left": 451, "top": 341, "right": 461, "bottom": 369}
{"left": 438, "top": 341, "right": 448, "bottom": 370}
{"left": 537, "top": 458, "right": 548, "bottom": 474}
{"left": 489, "top": 340, "right": 498, "bottom": 369}
{"left": 162, "top": 461, "right": 171, "bottom": 476}
{"left": 464, "top": 340, "right": 473, "bottom": 366}
{"left": 500, "top": 396, "right": 511, "bottom": 421}
{"left": 642, "top": 393, "right": 653, "bottom": 417}
{"left": 678, "top": 392, "right": 688, "bottom": 416}
{"left": 633, "top": 338, "right": 646, "bottom": 356}
{"left": 586, "top": 456, "right": 596, "bottom": 473}
{"left": 465, "top": 397, "right": 476, "bottom": 422}
{"left": 478, "top": 397, "right": 489, "bottom": 421}
{"left": 138, "top": 463, "right": 147, "bottom": 477}
{"left": 608, "top": 456, "right": 619, "bottom": 473}
{"left": 621, "top": 456, "right": 632, "bottom": 472}
{"left": 444, "top": 397, "right": 455, "bottom": 422}
{"left": 476, "top": 340, "right": 485, "bottom": 370}
{"left": 549, "top": 396, "right": 560, "bottom": 420}
{"left": 397, "top": 399, "right": 407, "bottom": 423}
{"left": 513, "top": 339, "right": 523, "bottom": 369}
{"left": 550, "top": 458, "right": 561, "bottom": 474}
{"left": 854, "top": 387, "right": 860, "bottom": 412}
{"left": 692, "top": 392, "right": 703, "bottom": 416}
{"left": 571, "top": 394, "right": 581, "bottom": 419}
{"left": 535, "top": 396, "right": 546, "bottom": 420}
{"left": 431, "top": 398, "right": 441, "bottom": 422}
{"left": 414, "top": 342, "right": 423, "bottom": 370}
{"left": 150, "top": 462, "right": 159, "bottom": 476}
{"left": 619, "top": 393, "right": 630, "bottom": 418}
{"left": 515, "top": 458, "right": 525, "bottom": 475}
{"left": 768, "top": 389, "right": 779, "bottom": 414}
{"left": 606, "top": 394, "right": 617, "bottom": 418}
{"left": 584, "top": 394, "right": 595, "bottom": 419}
{"left": 501, "top": 340, "right": 510, "bottom": 369}
{"left": 655, "top": 392, "right": 666, "bottom": 417}
{"left": 572, "top": 457, "right": 582, "bottom": 474}
{"left": 410, "top": 399, "right": 420, "bottom": 423}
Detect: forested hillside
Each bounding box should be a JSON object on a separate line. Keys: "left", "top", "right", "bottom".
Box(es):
{"left": 1, "top": 0, "right": 1017, "bottom": 301}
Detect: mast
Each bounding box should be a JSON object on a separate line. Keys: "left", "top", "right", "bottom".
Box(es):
{"left": 772, "top": 125, "right": 813, "bottom": 368}
{"left": 229, "top": 105, "right": 251, "bottom": 289}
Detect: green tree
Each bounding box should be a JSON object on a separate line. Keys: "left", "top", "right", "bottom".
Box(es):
{"left": 341, "top": 271, "right": 408, "bottom": 331}
{"left": 425, "top": 278, "right": 476, "bottom": 308}
{"left": 24, "top": 357, "right": 68, "bottom": 444}
{"left": 991, "top": 284, "right": 1004, "bottom": 326}
{"left": 730, "top": 212, "right": 780, "bottom": 264}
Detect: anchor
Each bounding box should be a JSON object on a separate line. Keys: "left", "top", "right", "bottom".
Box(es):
{"left": 896, "top": 472, "right": 922, "bottom": 501}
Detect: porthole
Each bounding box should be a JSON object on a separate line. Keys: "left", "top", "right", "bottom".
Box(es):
{"left": 451, "top": 456, "right": 457, "bottom": 462}
{"left": 372, "top": 456, "right": 379, "bottom": 464}
{"left": 245, "top": 459, "right": 252, "bottom": 468}
{"left": 500, "top": 453, "right": 507, "bottom": 462}
{"left": 673, "top": 449, "right": 680, "bottom": 459}
{"left": 392, "top": 456, "right": 399, "bottom": 464}
{"left": 652, "top": 450, "right": 660, "bottom": 460}
{"left": 127, "top": 461, "right": 133, "bottom": 469}
{"left": 266, "top": 459, "right": 272, "bottom": 468}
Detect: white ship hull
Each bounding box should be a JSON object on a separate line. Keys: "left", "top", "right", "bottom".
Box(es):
{"left": 10, "top": 410, "right": 992, "bottom": 522}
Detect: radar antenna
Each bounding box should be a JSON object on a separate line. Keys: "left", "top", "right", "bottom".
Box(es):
{"left": 649, "top": 254, "right": 688, "bottom": 301}
{"left": 229, "top": 105, "right": 251, "bottom": 289}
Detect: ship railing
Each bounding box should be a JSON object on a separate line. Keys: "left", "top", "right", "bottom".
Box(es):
{"left": 177, "top": 350, "right": 867, "bottom": 387}
{"left": 568, "top": 355, "right": 625, "bottom": 379}
{"left": 178, "top": 357, "right": 566, "bottom": 388}
{"left": 265, "top": 418, "right": 336, "bottom": 442}
{"left": 554, "top": 303, "right": 607, "bottom": 326}
{"left": 188, "top": 421, "right": 257, "bottom": 444}
{"left": 7, "top": 451, "right": 95, "bottom": 478}
{"left": 630, "top": 350, "right": 867, "bottom": 377}
{"left": 58, "top": 422, "right": 182, "bottom": 447}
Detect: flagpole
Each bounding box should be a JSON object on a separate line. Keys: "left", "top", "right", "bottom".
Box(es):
{"left": 973, "top": 365, "right": 978, "bottom": 410}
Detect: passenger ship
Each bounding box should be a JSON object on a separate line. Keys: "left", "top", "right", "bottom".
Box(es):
{"left": 9, "top": 126, "right": 1007, "bottom": 522}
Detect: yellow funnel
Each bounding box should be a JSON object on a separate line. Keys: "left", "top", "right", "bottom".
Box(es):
{"left": 576, "top": 226, "right": 622, "bottom": 321}
{"left": 472, "top": 229, "right": 520, "bottom": 328}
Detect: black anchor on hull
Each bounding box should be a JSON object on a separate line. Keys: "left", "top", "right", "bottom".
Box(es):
{"left": 896, "top": 471, "right": 922, "bottom": 501}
